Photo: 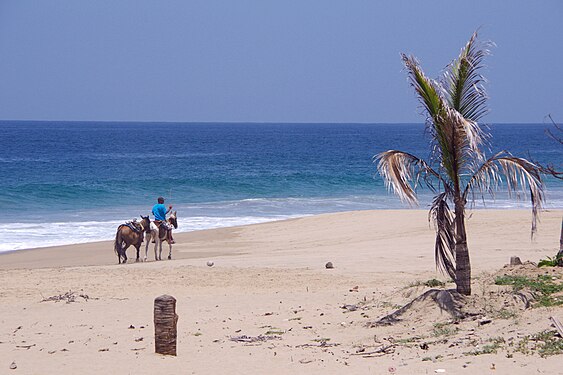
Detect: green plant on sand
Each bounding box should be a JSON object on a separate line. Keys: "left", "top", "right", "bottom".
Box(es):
{"left": 538, "top": 253, "right": 563, "bottom": 267}
{"left": 495, "top": 274, "right": 563, "bottom": 307}
{"left": 515, "top": 330, "right": 563, "bottom": 357}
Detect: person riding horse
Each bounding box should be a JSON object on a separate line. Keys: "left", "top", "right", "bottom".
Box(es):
{"left": 152, "top": 196, "right": 175, "bottom": 244}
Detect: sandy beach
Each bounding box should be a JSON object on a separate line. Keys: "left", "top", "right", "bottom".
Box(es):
{"left": 1, "top": 209, "right": 562, "bottom": 374}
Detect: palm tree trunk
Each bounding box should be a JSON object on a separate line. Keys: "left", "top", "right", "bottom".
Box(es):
{"left": 454, "top": 197, "right": 471, "bottom": 295}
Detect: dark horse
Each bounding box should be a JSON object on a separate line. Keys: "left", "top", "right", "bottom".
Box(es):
{"left": 114, "top": 215, "right": 151, "bottom": 264}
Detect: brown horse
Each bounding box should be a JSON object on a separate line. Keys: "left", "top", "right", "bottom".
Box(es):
{"left": 144, "top": 211, "right": 178, "bottom": 261}
{"left": 114, "top": 215, "right": 151, "bottom": 264}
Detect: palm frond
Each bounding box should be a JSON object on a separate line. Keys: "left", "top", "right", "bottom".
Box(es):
{"left": 402, "top": 54, "right": 444, "bottom": 122}
{"left": 402, "top": 52, "right": 486, "bottom": 182}
{"left": 464, "top": 151, "right": 545, "bottom": 236}
{"left": 439, "top": 106, "right": 486, "bottom": 166}
{"left": 375, "top": 150, "right": 448, "bottom": 205}
{"left": 444, "top": 31, "right": 492, "bottom": 122}
{"left": 429, "top": 192, "right": 456, "bottom": 281}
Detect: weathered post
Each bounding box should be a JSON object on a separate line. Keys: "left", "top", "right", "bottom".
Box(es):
{"left": 154, "top": 295, "right": 178, "bottom": 356}
{"left": 557, "top": 217, "right": 563, "bottom": 266}
{"left": 510, "top": 256, "right": 522, "bottom": 266}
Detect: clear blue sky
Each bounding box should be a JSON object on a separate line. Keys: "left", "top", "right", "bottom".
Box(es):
{"left": 0, "top": 1, "right": 561, "bottom": 123}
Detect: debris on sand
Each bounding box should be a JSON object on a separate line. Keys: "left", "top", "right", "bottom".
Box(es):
{"left": 40, "top": 291, "right": 94, "bottom": 304}
{"left": 230, "top": 335, "right": 281, "bottom": 344}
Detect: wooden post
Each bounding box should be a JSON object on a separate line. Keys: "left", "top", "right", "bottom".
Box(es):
{"left": 154, "top": 295, "right": 178, "bottom": 356}
{"left": 560, "top": 217, "right": 563, "bottom": 252}
{"left": 557, "top": 217, "right": 563, "bottom": 266}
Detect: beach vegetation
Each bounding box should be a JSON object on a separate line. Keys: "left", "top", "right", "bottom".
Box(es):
{"left": 375, "top": 31, "right": 545, "bottom": 296}
{"left": 515, "top": 330, "right": 563, "bottom": 357}
{"left": 312, "top": 337, "right": 331, "bottom": 343}
{"left": 264, "top": 328, "right": 285, "bottom": 335}
{"left": 424, "top": 278, "right": 446, "bottom": 288}
{"left": 432, "top": 322, "right": 458, "bottom": 337}
{"left": 538, "top": 253, "right": 563, "bottom": 267}
{"left": 494, "top": 308, "right": 518, "bottom": 320}
{"left": 494, "top": 274, "right": 563, "bottom": 307}
{"left": 395, "top": 336, "right": 422, "bottom": 345}
{"left": 464, "top": 336, "right": 505, "bottom": 356}
{"left": 405, "top": 278, "right": 446, "bottom": 289}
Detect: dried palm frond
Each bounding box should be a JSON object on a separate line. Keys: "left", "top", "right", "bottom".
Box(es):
{"left": 438, "top": 106, "right": 485, "bottom": 170}
{"left": 464, "top": 151, "right": 545, "bottom": 236}
{"left": 429, "top": 192, "right": 456, "bottom": 281}
{"left": 375, "top": 150, "right": 446, "bottom": 205}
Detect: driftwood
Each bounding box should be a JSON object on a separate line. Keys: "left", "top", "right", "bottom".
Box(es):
{"left": 154, "top": 295, "right": 178, "bottom": 356}
{"left": 351, "top": 344, "right": 396, "bottom": 357}
{"left": 550, "top": 316, "right": 563, "bottom": 337}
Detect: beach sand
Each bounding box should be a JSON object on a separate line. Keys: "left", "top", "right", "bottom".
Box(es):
{"left": 1, "top": 209, "right": 562, "bottom": 374}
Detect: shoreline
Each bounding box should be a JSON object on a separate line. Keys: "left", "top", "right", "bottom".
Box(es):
{"left": 1, "top": 208, "right": 560, "bottom": 271}
{"left": 3, "top": 197, "right": 563, "bottom": 254}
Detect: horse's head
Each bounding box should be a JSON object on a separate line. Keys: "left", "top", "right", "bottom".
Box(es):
{"left": 168, "top": 211, "right": 178, "bottom": 229}
{"left": 140, "top": 215, "right": 151, "bottom": 232}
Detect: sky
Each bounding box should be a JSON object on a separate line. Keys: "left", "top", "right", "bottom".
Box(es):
{"left": 0, "top": 1, "right": 561, "bottom": 123}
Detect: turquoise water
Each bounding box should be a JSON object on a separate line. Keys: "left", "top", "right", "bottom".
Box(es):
{"left": 0, "top": 121, "right": 561, "bottom": 251}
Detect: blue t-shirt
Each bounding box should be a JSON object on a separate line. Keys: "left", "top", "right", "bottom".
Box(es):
{"left": 152, "top": 203, "right": 167, "bottom": 221}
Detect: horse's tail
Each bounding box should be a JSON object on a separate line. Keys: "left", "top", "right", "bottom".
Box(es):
{"left": 114, "top": 226, "right": 123, "bottom": 259}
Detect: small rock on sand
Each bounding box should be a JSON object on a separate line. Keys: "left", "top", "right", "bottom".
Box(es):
{"left": 325, "top": 262, "right": 334, "bottom": 269}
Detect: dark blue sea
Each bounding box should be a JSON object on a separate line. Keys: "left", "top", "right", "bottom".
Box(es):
{"left": 0, "top": 121, "right": 561, "bottom": 252}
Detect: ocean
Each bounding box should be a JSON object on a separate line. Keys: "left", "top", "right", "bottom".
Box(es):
{"left": 0, "top": 121, "right": 561, "bottom": 252}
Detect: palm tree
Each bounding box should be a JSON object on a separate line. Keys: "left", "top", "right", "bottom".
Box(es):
{"left": 376, "top": 32, "right": 545, "bottom": 296}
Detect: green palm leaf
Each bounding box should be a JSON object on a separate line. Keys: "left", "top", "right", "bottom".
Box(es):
{"left": 444, "top": 31, "right": 491, "bottom": 122}
{"left": 402, "top": 54, "right": 485, "bottom": 185}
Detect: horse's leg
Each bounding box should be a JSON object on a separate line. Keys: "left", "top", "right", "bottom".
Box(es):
{"left": 154, "top": 237, "right": 159, "bottom": 261}
{"left": 167, "top": 241, "right": 172, "bottom": 260}
{"left": 135, "top": 244, "right": 140, "bottom": 262}
{"left": 144, "top": 233, "right": 150, "bottom": 262}
{"left": 122, "top": 244, "right": 129, "bottom": 264}
{"left": 155, "top": 237, "right": 161, "bottom": 261}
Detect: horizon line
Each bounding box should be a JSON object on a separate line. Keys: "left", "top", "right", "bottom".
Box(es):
{"left": 0, "top": 119, "right": 552, "bottom": 126}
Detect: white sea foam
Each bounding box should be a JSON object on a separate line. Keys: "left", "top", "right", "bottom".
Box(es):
{"left": 0, "top": 192, "right": 561, "bottom": 253}
{"left": 0, "top": 215, "right": 299, "bottom": 253}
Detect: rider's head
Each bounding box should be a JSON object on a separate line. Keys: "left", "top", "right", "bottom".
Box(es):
{"left": 157, "top": 197, "right": 165, "bottom": 204}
